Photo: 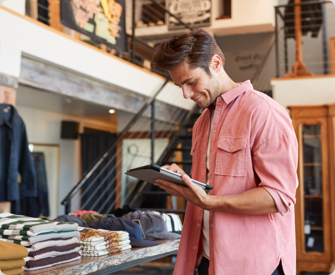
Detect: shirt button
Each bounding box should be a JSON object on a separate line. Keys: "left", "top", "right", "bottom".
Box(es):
{"left": 230, "top": 145, "right": 235, "bottom": 149}
{"left": 197, "top": 223, "right": 200, "bottom": 227}
{"left": 211, "top": 248, "right": 213, "bottom": 251}
{"left": 193, "top": 246, "right": 197, "bottom": 249}
{"left": 203, "top": 154, "right": 206, "bottom": 157}
{"left": 219, "top": 98, "right": 222, "bottom": 101}
{"left": 211, "top": 175, "right": 213, "bottom": 179}
{"left": 213, "top": 130, "right": 216, "bottom": 133}
{"left": 210, "top": 224, "right": 213, "bottom": 227}
{"left": 202, "top": 176, "right": 205, "bottom": 179}
{"left": 211, "top": 152, "right": 213, "bottom": 155}
{"left": 218, "top": 108, "right": 221, "bottom": 111}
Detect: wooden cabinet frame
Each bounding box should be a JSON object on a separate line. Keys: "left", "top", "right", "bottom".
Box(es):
{"left": 289, "top": 104, "right": 335, "bottom": 273}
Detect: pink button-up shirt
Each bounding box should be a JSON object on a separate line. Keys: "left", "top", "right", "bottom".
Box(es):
{"left": 173, "top": 81, "right": 299, "bottom": 275}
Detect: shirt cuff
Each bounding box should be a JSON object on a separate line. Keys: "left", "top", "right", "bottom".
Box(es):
{"left": 263, "top": 187, "right": 295, "bottom": 216}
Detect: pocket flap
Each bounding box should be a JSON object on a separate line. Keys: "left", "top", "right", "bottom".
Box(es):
{"left": 217, "top": 137, "right": 247, "bottom": 153}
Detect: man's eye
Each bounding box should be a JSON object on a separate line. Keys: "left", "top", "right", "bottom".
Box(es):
{"left": 189, "top": 81, "right": 196, "bottom": 85}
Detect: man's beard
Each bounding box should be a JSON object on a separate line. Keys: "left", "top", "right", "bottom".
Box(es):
{"left": 199, "top": 79, "right": 221, "bottom": 109}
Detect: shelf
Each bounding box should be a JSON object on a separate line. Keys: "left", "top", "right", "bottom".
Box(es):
{"left": 311, "top": 227, "right": 323, "bottom": 231}
{"left": 303, "top": 163, "right": 321, "bottom": 166}
{"left": 304, "top": 195, "right": 322, "bottom": 198}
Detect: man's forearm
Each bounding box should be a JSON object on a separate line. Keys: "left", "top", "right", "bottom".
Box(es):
{"left": 204, "top": 187, "right": 278, "bottom": 215}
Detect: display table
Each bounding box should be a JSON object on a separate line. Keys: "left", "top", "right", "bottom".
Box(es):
{"left": 23, "top": 239, "right": 179, "bottom": 275}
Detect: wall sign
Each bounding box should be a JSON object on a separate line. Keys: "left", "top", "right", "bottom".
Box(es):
{"left": 61, "top": 0, "right": 127, "bottom": 52}
{"left": 167, "top": 0, "right": 211, "bottom": 30}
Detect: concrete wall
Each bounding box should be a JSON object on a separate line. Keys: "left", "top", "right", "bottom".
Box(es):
{"left": 215, "top": 32, "right": 275, "bottom": 89}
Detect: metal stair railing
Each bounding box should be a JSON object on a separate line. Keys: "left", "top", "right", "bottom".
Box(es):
{"left": 251, "top": 35, "right": 275, "bottom": 95}
{"left": 128, "top": 104, "right": 200, "bottom": 208}
{"left": 61, "top": 77, "right": 191, "bottom": 213}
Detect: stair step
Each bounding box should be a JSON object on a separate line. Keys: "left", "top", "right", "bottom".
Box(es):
{"left": 183, "top": 123, "right": 195, "bottom": 128}
{"left": 169, "top": 147, "right": 192, "bottom": 152}
{"left": 137, "top": 208, "right": 186, "bottom": 214}
{"left": 141, "top": 191, "right": 169, "bottom": 195}
{"left": 178, "top": 135, "right": 192, "bottom": 140}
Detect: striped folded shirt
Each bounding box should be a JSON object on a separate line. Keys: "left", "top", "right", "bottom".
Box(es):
{"left": 0, "top": 231, "right": 80, "bottom": 246}
{"left": 24, "top": 252, "right": 81, "bottom": 271}
{"left": 25, "top": 244, "right": 81, "bottom": 261}
{"left": 0, "top": 212, "right": 78, "bottom": 236}
{"left": 26, "top": 237, "right": 79, "bottom": 252}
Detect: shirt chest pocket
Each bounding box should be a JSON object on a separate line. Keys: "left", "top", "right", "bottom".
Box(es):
{"left": 215, "top": 137, "right": 248, "bottom": 177}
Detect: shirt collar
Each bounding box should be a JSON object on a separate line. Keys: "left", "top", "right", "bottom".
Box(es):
{"left": 221, "top": 80, "right": 253, "bottom": 105}
{"left": 201, "top": 80, "right": 253, "bottom": 112}
{"left": 0, "top": 104, "right": 20, "bottom": 126}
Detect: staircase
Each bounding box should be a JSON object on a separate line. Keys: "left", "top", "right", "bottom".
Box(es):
{"left": 128, "top": 108, "right": 201, "bottom": 218}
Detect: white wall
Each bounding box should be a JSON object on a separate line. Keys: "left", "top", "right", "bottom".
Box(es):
{"left": 1, "top": 0, "right": 25, "bottom": 15}
{"left": 15, "top": 105, "right": 118, "bottom": 215}
{"left": 271, "top": 76, "right": 335, "bottom": 109}
{"left": 211, "top": 0, "right": 277, "bottom": 36}
{"left": 0, "top": 7, "right": 194, "bottom": 111}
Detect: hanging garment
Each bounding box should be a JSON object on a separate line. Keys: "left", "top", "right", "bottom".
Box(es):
{"left": 21, "top": 152, "right": 49, "bottom": 217}
{"left": 284, "top": 0, "right": 323, "bottom": 39}
{"left": 0, "top": 104, "right": 37, "bottom": 211}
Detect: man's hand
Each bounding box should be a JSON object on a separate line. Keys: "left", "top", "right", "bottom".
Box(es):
{"left": 155, "top": 163, "right": 209, "bottom": 209}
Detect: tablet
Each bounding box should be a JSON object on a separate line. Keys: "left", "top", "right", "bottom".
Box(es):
{"left": 125, "top": 164, "right": 213, "bottom": 191}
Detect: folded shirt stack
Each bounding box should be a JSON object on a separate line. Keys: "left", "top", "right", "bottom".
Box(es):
{"left": 0, "top": 212, "right": 79, "bottom": 246}
{"left": 0, "top": 212, "right": 81, "bottom": 271}
{"left": 0, "top": 240, "right": 28, "bottom": 275}
{"left": 78, "top": 227, "right": 131, "bottom": 257}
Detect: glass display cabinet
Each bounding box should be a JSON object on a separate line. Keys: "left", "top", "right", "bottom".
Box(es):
{"left": 288, "top": 104, "right": 335, "bottom": 274}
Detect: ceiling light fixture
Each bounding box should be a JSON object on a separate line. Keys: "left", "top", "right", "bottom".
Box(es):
{"left": 109, "top": 109, "right": 116, "bottom": 114}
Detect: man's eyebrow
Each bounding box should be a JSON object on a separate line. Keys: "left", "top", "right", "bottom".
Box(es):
{"left": 174, "top": 77, "right": 195, "bottom": 86}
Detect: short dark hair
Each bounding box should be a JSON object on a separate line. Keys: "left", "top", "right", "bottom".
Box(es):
{"left": 152, "top": 28, "right": 225, "bottom": 76}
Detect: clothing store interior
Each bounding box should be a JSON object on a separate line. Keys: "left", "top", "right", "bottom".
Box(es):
{"left": 0, "top": 0, "right": 335, "bottom": 274}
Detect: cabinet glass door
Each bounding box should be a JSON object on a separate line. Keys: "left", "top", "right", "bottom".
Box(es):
{"left": 302, "top": 124, "right": 323, "bottom": 252}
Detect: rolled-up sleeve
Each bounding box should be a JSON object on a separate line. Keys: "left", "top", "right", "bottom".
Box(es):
{"left": 252, "top": 132, "right": 299, "bottom": 216}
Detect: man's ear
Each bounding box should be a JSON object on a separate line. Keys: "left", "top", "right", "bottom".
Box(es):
{"left": 211, "top": 54, "right": 222, "bottom": 73}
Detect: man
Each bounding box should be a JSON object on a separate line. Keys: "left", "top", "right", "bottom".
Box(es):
{"left": 152, "top": 29, "right": 298, "bottom": 275}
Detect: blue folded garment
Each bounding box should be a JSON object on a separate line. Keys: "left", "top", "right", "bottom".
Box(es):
{"left": 54, "top": 215, "right": 85, "bottom": 226}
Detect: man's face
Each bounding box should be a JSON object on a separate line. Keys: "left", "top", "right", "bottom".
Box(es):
{"left": 169, "top": 61, "right": 221, "bottom": 109}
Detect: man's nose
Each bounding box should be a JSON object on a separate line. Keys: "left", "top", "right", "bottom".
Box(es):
{"left": 182, "top": 86, "right": 193, "bottom": 99}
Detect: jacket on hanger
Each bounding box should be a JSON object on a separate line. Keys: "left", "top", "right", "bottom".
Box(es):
{"left": 284, "top": 0, "right": 323, "bottom": 39}
{"left": 0, "top": 104, "right": 37, "bottom": 202}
